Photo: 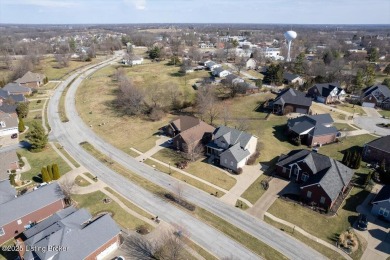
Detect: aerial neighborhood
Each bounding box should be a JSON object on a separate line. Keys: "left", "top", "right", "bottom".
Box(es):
{"left": 0, "top": 4, "right": 390, "bottom": 260}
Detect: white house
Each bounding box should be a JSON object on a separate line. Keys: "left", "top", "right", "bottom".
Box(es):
{"left": 212, "top": 67, "right": 230, "bottom": 77}
{"left": 246, "top": 58, "right": 257, "bottom": 70}
{"left": 122, "top": 55, "right": 143, "bottom": 66}
{"left": 0, "top": 113, "right": 18, "bottom": 139}
{"left": 204, "top": 61, "right": 222, "bottom": 71}
{"left": 264, "top": 47, "right": 284, "bottom": 61}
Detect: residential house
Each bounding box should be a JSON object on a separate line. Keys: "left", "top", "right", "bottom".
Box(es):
{"left": 3, "top": 83, "right": 32, "bottom": 96}
{"left": 223, "top": 74, "right": 245, "bottom": 85}
{"left": 122, "top": 55, "right": 144, "bottom": 66}
{"left": 15, "top": 71, "right": 46, "bottom": 88}
{"left": 206, "top": 126, "right": 258, "bottom": 172}
{"left": 0, "top": 112, "right": 19, "bottom": 140}
{"left": 276, "top": 149, "right": 354, "bottom": 209}
{"left": 263, "top": 47, "right": 284, "bottom": 61}
{"left": 0, "top": 89, "right": 27, "bottom": 104}
{"left": 204, "top": 61, "right": 221, "bottom": 71}
{"left": 286, "top": 114, "right": 338, "bottom": 147}
{"left": 237, "top": 81, "right": 259, "bottom": 94}
{"left": 0, "top": 182, "right": 65, "bottom": 245}
{"left": 164, "top": 116, "right": 215, "bottom": 154}
{"left": 361, "top": 85, "right": 390, "bottom": 109}
{"left": 0, "top": 104, "right": 17, "bottom": 118}
{"left": 0, "top": 151, "right": 20, "bottom": 181}
{"left": 246, "top": 58, "right": 257, "bottom": 70}
{"left": 212, "top": 67, "right": 231, "bottom": 77}
{"left": 18, "top": 206, "right": 121, "bottom": 260}
{"left": 270, "top": 88, "right": 312, "bottom": 115}
{"left": 371, "top": 185, "right": 390, "bottom": 222}
{"left": 283, "top": 72, "right": 304, "bottom": 86}
{"left": 307, "top": 83, "right": 346, "bottom": 104}
{"left": 363, "top": 135, "right": 390, "bottom": 168}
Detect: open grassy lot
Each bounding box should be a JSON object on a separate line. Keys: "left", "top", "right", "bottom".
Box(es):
{"left": 104, "top": 187, "right": 154, "bottom": 219}
{"left": 267, "top": 186, "right": 369, "bottom": 260}
{"left": 75, "top": 175, "right": 91, "bottom": 187}
{"left": 241, "top": 174, "right": 269, "bottom": 204}
{"left": 84, "top": 172, "right": 98, "bottom": 182}
{"left": 71, "top": 191, "right": 152, "bottom": 231}
{"left": 28, "top": 99, "right": 45, "bottom": 110}
{"left": 379, "top": 110, "right": 390, "bottom": 118}
{"left": 143, "top": 159, "right": 224, "bottom": 197}
{"left": 333, "top": 102, "right": 366, "bottom": 116}
{"left": 264, "top": 216, "right": 345, "bottom": 260}
{"left": 311, "top": 103, "right": 347, "bottom": 120}
{"left": 18, "top": 146, "right": 72, "bottom": 182}
{"left": 54, "top": 142, "right": 80, "bottom": 167}
{"left": 40, "top": 81, "right": 59, "bottom": 90}
{"left": 244, "top": 69, "right": 264, "bottom": 79}
{"left": 152, "top": 148, "right": 236, "bottom": 191}
{"left": 333, "top": 123, "right": 357, "bottom": 131}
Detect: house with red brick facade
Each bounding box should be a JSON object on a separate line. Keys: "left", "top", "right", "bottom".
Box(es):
{"left": 15, "top": 71, "right": 46, "bottom": 89}
{"left": 286, "top": 114, "right": 338, "bottom": 147}
{"left": 307, "top": 83, "right": 346, "bottom": 104}
{"left": 0, "top": 182, "right": 65, "bottom": 245}
{"left": 361, "top": 85, "right": 390, "bottom": 109}
{"left": 270, "top": 88, "right": 312, "bottom": 115}
{"left": 18, "top": 206, "right": 121, "bottom": 260}
{"left": 276, "top": 149, "right": 354, "bottom": 209}
{"left": 363, "top": 135, "right": 390, "bottom": 168}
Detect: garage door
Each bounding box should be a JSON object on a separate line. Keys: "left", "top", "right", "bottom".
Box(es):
{"left": 296, "top": 108, "right": 307, "bottom": 114}
{"left": 362, "top": 102, "right": 375, "bottom": 108}
{"left": 96, "top": 241, "right": 119, "bottom": 260}
{"left": 316, "top": 96, "right": 326, "bottom": 103}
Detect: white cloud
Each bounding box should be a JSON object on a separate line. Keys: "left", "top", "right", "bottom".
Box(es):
{"left": 2, "top": 0, "right": 79, "bottom": 8}
{"left": 123, "top": 0, "right": 146, "bottom": 10}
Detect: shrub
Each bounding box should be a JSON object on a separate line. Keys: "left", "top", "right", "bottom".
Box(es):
{"left": 236, "top": 168, "right": 243, "bottom": 175}
{"left": 164, "top": 193, "right": 195, "bottom": 211}
{"left": 136, "top": 225, "right": 150, "bottom": 235}
{"left": 9, "top": 174, "right": 16, "bottom": 186}
{"left": 37, "top": 100, "right": 42, "bottom": 103}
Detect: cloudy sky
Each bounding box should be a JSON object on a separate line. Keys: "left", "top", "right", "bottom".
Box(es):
{"left": 0, "top": 0, "right": 389, "bottom": 24}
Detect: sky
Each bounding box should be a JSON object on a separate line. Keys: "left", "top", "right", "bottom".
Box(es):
{"left": 0, "top": 0, "right": 389, "bottom": 24}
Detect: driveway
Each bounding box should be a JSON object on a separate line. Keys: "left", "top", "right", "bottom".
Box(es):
{"left": 356, "top": 185, "right": 390, "bottom": 260}
{"left": 353, "top": 116, "right": 390, "bottom": 136}
{"left": 362, "top": 107, "right": 382, "bottom": 118}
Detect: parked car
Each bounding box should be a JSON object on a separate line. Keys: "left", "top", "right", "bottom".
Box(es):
{"left": 33, "top": 182, "right": 48, "bottom": 190}
{"left": 357, "top": 214, "right": 368, "bottom": 230}
{"left": 114, "top": 256, "right": 125, "bottom": 260}
{"left": 11, "top": 133, "right": 18, "bottom": 139}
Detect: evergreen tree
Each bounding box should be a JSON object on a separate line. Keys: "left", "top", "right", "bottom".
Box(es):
{"left": 382, "top": 78, "right": 390, "bottom": 88}
{"left": 26, "top": 121, "right": 48, "bottom": 151}
{"left": 294, "top": 52, "right": 305, "bottom": 75}
{"left": 354, "top": 154, "right": 362, "bottom": 169}
{"left": 343, "top": 150, "right": 351, "bottom": 166}
{"left": 384, "top": 64, "right": 390, "bottom": 75}
{"left": 47, "top": 165, "right": 53, "bottom": 180}
{"left": 52, "top": 164, "right": 60, "bottom": 180}
{"left": 18, "top": 117, "right": 25, "bottom": 133}
{"left": 364, "top": 64, "right": 376, "bottom": 86}
{"left": 16, "top": 102, "right": 29, "bottom": 118}
{"left": 148, "top": 46, "right": 161, "bottom": 60}
{"left": 368, "top": 47, "right": 379, "bottom": 62}
{"left": 354, "top": 69, "right": 364, "bottom": 92}
{"left": 342, "top": 150, "right": 349, "bottom": 165}
{"left": 41, "top": 167, "right": 51, "bottom": 182}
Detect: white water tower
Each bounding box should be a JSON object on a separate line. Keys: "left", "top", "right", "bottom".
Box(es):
{"left": 284, "top": 30, "right": 297, "bottom": 62}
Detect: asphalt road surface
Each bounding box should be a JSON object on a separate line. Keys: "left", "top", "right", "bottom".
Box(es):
{"left": 48, "top": 52, "right": 326, "bottom": 260}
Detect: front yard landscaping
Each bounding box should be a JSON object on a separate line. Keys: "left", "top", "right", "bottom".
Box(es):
{"left": 75, "top": 175, "right": 91, "bottom": 187}
{"left": 71, "top": 191, "right": 153, "bottom": 231}
{"left": 241, "top": 174, "right": 271, "bottom": 204}
{"left": 333, "top": 123, "right": 357, "bottom": 131}
{"left": 379, "top": 110, "right": 390, "bottom": 118}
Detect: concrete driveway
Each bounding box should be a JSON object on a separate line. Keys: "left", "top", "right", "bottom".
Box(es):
{"left": 362, "top": 107, "right": 382, "bottom": 118}
{"left": 353, "top": 116, "right": 390, "bottom": 136}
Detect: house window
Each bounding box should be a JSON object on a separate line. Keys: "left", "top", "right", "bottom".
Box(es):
{"left": 307, "top": 191, "right": 312, "bottom": 198}
{"left": 320, "top": 197, "right": 325, "bottom": 204}
{"left": 301, "top": 173, "right": 309, "bottom": 182}
{"left": 17, "top": 219, "right": 22, "bottom": 225}
{"left": 379, "top": 208, "right": 390, "bottom": 217}
{"left": 0, "top": 227, "right": 4, "bottom": 236}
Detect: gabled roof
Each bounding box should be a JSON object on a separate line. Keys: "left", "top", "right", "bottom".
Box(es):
{"left": 0, "top": 150, "right": 19, "bottom": 181}
{"left": 3, "top": 83, "right": 31, "bottom": 94}
{"left": 15, "top": 71, "right": 45, "bottom": 84}
{"left": 23, "top": 207, "right": 121, "bottom": 260}
{"left": 170, "top": 116, "right": 201, "bottom": 132}
{"left": 213, "top": 126, "right": 254, "bottom": 148}
{"left": 362, "top": 85, "right": 390, "bottom": 99}
{"left": 273, "top": 88, "right": 312, "bottom": 107}
{"left": 0, "top": 113, "right": 18, "bottom": 130}
{"left": 179, "top": 121, "right": 215, "bottom": 145}
{"left": 365, "top": 135, "right": 390, "bottom": 153}
{"left": 220, "top": 143, "right": 250, "bottom": 163}
{"left": 0, "top": 179, "right": 17, "bottom": 204}
{"left": 372, "top": 185, "right": 390, "bottom": 204}
{"left": 283, "top": 72, "right": 301, "bottom": 82}
{"left": 213, "top": 67, "right": 226, "bottom": 74}
{"left": 0, "top": 183, "right": 64, "bottom": 227}
{"left": 0, "top": 89, "right": 26, "bottom": 103}
{"left": 287, "top": 114, "right": 337, "bottom": 136}
{"left": 277, "top": 149, "right": 354, "bottom": 202}
{"left": 0, "top": 104, "right": 17, "bottom": 114}
{"left": 311, "top": 83, "right": 343, "bottom": 97}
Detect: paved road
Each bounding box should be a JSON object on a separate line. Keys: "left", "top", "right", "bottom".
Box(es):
{"left": 48, "top": 52, "right": 326, "bottom": 260}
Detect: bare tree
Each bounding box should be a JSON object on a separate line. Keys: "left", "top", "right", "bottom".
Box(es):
{"left": 148, "top": 84, "right": 164, "bottom": 108}
{"left": 221, "top": 101, "right": 231, "bottom": 126}
{"left": 187, "top": 47, "right": 202, "bottom": 63}
{"left": 165, "top": 83, "right": 182, "bottom": 111}
{"left": 196, "top": 86, "right": 221, "bottom": 125}
{"left": 10, "top": 57, "right": 33, "bottom": 81}
{"left": 234, "top": 56, "right": 247, "bottom": 76}
{"left": 122, "top": 234, "right": 157, "bottom": 260}
{"left": 235, "top": 118, "right": 250, "bottom": 132}
{"left": 116, "top": 76, "right": 145, "bottom": 115}
{"left": 55, "top": 53, "right": 71, "bottom": 68}
{"left": 58, "top": 178, "right": 75, "bottom": 206}
{"left": 155, "top": 232, "right": 185, "bottom": 260}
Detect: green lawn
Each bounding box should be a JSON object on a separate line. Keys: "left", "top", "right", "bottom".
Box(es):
{"left": 334, "top": 103, "right": 366, "bottom": 116}
{"left": 235, "top": 199, "right": 250, "bottom": 210}
{"left": 75, "top": 175, "right": 91, "bottom": 187}
{"left": 40, "top": 81, "right": 59, "bottom": 90}
{"left": 28, "top": 99, "right": 45, "bottom": 111}
{"left": 379, "top": 110, "right": 390, "bottom": 118}
{"left": 54, "top": 142, "right": 80, "bottom": 168}
{"left": 264, "top": 216, "right": 345, "bottom": 260}
{"left": 241, "top": 174, "right": 270, "bottom": 204}
{"left": 71, "top": 191, "right": 152, "bottom": 231}
{"left": 18, "top": 146, "right": 72, "bottom": 182}
{"left": 152, "top": 148, "right": 236, "bottom": 191}
{"left": 83, "top": 172, "right": 98, "bottom": 182}
{"left": 333, "top": 123, "right": 356, "bottom": 131}
{"left": 267, "top": 186, "right": 369, "bottom": 260}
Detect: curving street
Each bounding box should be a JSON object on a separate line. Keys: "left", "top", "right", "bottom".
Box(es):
{"left": 47, "top": 52, "right": 326, "bottom": 260}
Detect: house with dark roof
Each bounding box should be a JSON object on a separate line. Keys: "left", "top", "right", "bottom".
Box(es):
{"left": 0, "top": 182, "right": 65, "bottom": 245}
{"left": 204, "top": 60, "right": 221, "bottom": 71}
{"left": 212, "top": 67, "right": 230, "bottom": 77}
{"left": 221, "top": 74, "right": 259, "bottom": 94}
{"left": 0, "top": 89, "right": 26, "bottom": 104}
{"left": 165, "top": 116, "right": 215, "bottom": 155}
{"left": 15, "top": 71, "right": 46, "bottom": 88}
{"left": 276, "top": 149, "right": 354, "bottom": 209}
{"left": 286, "top": 114, "right": 338, "bottom": 147}
{"left": 206, "top": 126, "right": 258, "bottom": 172}
{"left": 0, "top": 112, "right": 19, "bottom": 142}
{"left": 18, "top": 206, "right": 121, "bottom": 260}
{"left": 283, "top": 72, "right": 304, "bottom": 85}
{"left": 0, "top": 151, "right": 20, "bottom": 181}
{"left": 371, "top": 185, "right": 390, "bottom": 221}
{"left": 363, "top": 135, "right": 390, "bottom": 168}
{"left": 3, "top": 83, "right": 32, "bottom": 96}
{"left": 0, "top": 104, "right": 17, "bottom": 118}
{"left": 270, "top": 88, "right": 312, "bottom": 115}
{"left": 361, "top": 84, "right": 390, "bottom": 109}
{"left": 307, "top": 83, "right": 346, "bottom": 104}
